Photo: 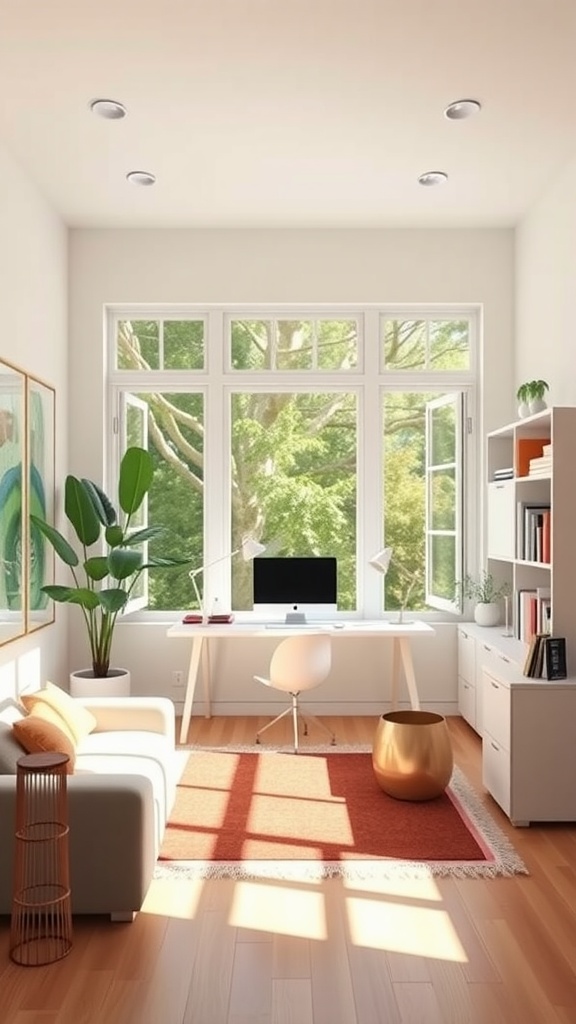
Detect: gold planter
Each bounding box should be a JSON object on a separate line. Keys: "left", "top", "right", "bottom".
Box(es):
{"left": 372, "top": 710, "right": 453, "bottom": 801}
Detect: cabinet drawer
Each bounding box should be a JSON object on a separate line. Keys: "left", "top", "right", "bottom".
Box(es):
{"left": 458, "top": 676, "right": 476, "bottom": 730}
{"left": 483, "top": 671, "right": 511, "bottom": 750}
{"left": 487, "top": 481, "right": 516, "bottom": 559}
{"left": 457, "top": 628, "right": 476, "bottom": 685}
{"left": 476, "top": 640, "right": 515, "bottom": 683}
{"left": 482, "top": 734, "right": 511, "bottom": 817}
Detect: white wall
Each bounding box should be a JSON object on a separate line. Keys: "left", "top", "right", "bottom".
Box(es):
{"left": 516, "top": 154, "right": 576, "bottom": 402}
{"left": 0, "top": 142, "right": 68, "bottom": 699}
{"left": 67, "top": 227, "right": 514, "bottom": 713}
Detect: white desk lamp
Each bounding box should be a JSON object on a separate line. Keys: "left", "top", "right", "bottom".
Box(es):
{"left": 369, "top": 547, "right": 419, "bottom": 623}
{"left": 188, "top": 535, "right": 266, "bottom": 622}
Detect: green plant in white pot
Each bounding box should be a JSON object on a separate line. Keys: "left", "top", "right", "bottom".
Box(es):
{"left": 516, "top": 379, "right": 549, "bottom": 418}
{"left": 31, "top": 447, "right": 192, "bottom": 695}
{"left": 458, "top": 571, "right": 510, "bottom": 627}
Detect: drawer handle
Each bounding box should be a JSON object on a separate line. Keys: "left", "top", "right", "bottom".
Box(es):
{"left": 491, "top": 741, "right": 499, "bottom": 751}
{"left": 483, "top": 645, "right": 491, "bottom": 652}
{"left": 491, "top": 681, "right": 499, "bottom": 689}
{"left": 498, "top": 654, "right": 510, "bottom": 663}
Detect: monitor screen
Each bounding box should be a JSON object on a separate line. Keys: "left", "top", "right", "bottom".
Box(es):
{"left": 253, "top": 556, "right": 337, "bottom": 622}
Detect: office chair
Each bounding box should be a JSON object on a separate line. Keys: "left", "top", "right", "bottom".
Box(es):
{"left": 254, "top": 633, "right": 336, "bottom": 753}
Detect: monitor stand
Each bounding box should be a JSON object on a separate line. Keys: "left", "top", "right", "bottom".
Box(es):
{"left": 285, "top": 611, "right": 307, "bottom": 625}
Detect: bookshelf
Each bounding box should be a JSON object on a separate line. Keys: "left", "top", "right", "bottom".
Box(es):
{"left": 486, "top": 406, "right": 576, "bottom": 673}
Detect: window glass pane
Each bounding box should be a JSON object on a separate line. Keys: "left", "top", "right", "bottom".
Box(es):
{"left": 430, "top": 469, "right": 456, "bottom": 531}
{"left": 164, "top": 321, "right": 204, "bottom": 370}
{"left": 431, "top": 400, "right": 456, "bottom": 466}
{"left": 318, "top": 320, "right": 358, "bottom": 370}
{"left": 430, "top": 320, "right": 470, "bottom": 370}
{"left": 276, "top": 321, "right": 313, "bottom": 370}
{"left": 430, "top": 534, "right": 456, "bottom": 600}
{"left": 127, "top": 391, "right": 204, "bottom": 610}
{"left": 383, "top": 392, "right": 451, "bottom": 613}
{"left": 384, "top": 320, "right": 426, "bottom": 370}
{"left": 231, "top": 320, "right": 272, "bottom": 370}
{"left": 230, "top": 391, "right": 357, "bottom": 611}
{"left": 117, "top": 320, "right": 160, "bottom": 370}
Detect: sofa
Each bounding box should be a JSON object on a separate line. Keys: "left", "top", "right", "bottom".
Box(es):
{"left": 0, "top": 694, "right": 181, "bottom": 921}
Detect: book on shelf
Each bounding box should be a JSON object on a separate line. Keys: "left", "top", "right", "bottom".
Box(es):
{"left": 516, "top": 501, "right": 551, "bottom": 561}
{"left": 544, "top": 636, "right": 567, "bottom": 680}
{"left": 515, "top": 437, "right": 549, "bottom": 478}
{"left": 528, "top": 455, "right": 552, "bottom": 473}
{"left": 493, "top": 467, "right": 514, "bottom": 480}
{"left": 523, "top": 632, "right": 549, "bottom": 677}
{"left": 542, "top": 443, "right": 552, "bottom": 456}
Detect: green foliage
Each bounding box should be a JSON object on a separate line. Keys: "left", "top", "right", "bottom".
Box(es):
{"left": 31, "top": 447, "right": 192, "bottom": 677}
{"left": 516, "top": 379, "right": 549, "bottom": 403}
{"left": 457, "top": 571, "right": 510, "bottom": 604}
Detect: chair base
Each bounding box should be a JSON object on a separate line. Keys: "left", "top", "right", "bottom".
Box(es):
{"left": 256, "top": 695, "right": 336, "bottom": 754}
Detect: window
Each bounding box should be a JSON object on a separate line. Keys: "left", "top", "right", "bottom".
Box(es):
{"left": 108, "top": 306, "right": 476, "bottom": 617}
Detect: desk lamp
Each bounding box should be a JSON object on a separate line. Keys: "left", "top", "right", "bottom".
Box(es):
{"left": 369, "top": 547, "right": 419, "bottom": 623}
{"left": 187, "top": 535, "right": 266, "bottom": 623}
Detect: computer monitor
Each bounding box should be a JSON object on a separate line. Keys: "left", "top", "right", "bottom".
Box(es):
{"left": 252, "top": 556, "right": 338, "bottom": 623}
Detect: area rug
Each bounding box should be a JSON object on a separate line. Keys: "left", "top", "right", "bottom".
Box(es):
{"left": 154, "top": 746, "right": 528, "bottom": 881}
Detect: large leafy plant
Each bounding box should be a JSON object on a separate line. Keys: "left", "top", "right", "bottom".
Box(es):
{"left": 31, "top": 447, "right": 191, "bottom": 677}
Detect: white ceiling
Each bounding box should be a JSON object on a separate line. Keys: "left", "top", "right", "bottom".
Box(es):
{"left": 1, "top": 0, "right": 576, "bottom": 229}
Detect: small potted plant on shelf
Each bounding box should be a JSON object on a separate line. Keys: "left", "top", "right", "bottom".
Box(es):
{"left": 31, "top": 447, "right": 192, "bottom": 696}
{"left": 516, "top": 379, "right": 549, "bottom": 418}
{"left": 457, "top": 571, "right": 510, "bottom": 627}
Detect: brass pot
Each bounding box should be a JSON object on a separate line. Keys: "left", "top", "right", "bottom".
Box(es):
{"left": 372, "top": 710, "right": 453, "bottom": 801}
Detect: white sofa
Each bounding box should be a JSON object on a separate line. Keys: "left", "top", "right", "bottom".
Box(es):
{"left": 0, "top": 695, "right": 181, "bottom": 921}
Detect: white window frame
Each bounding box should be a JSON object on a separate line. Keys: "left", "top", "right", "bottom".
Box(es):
{"left": 106, "top": 303, "right": 479, "bottom": 621}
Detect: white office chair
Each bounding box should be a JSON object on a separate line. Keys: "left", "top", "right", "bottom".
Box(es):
{"left": 254, "top": 633, "right": 336, "bottom": 753}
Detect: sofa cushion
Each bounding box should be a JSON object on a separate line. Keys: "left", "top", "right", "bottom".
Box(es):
{"left": 76, "top": 730, "right": 180, "bottom": 822}
{"left": 0, "top": 721, "right": 26, "bottom": 773}
{"left": 12, "top": 716, "right": 76, "bottom": 772}
{"left": 19, "top": 700, "right": 77, "bottom": 746}
{"left": 22, "top": 681, "right": 97, "bottom": 745}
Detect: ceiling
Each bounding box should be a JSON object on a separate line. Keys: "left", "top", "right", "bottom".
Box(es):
{"left": 1, "top": 0, "right": 576, "bottom": 229}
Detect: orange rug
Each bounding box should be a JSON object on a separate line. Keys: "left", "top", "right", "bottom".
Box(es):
{"left": 156, "top": 747, "right": 527, "bottom": 880}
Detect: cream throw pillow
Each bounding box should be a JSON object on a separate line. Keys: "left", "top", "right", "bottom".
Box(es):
{"left": 22, "top": 681, "right": 97, "bottom": 745}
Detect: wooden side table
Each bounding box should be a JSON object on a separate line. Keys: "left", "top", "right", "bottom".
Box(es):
{"left": 10, "top": 752, "right": 73, "bottom": 966}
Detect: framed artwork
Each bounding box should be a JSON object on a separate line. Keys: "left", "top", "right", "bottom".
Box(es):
{"left": 27, "top": 373, "right": 56, "bottom": 631}
{"left": 0, "top": 358, "right": 26, "bottom": 645}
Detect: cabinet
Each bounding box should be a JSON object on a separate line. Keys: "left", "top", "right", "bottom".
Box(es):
{"left": 486, "top": 406, "right": 576, "bottom": 670}
{"left": 457, "top": 625, "right": 576, "bottom": 824}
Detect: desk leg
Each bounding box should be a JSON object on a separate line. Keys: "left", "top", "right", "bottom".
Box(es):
{"left": 180, "top": 636, "right": 204, "bottom": 744}
{"left": 398, "top": 637, "right": 421, "bottom": 711}
{"left": 202, "top": 638, "right": 211, "bottom": 719}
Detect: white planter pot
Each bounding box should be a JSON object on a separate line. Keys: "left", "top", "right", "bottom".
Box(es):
{"left": 529, "top": 398, "right": 547, "bottom": 415}
{"left": 473, "top": 602, "right": 501, "bottom": 627}
{"left": 69, "top": 668, "right": 131, "bottom": 698}
{"left": 517, "top": 402, "right": 530, "bottom": 419}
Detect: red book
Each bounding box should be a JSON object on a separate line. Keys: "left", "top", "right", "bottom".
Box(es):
{"left": 542, "top": 509, "right": 551, "bottom": 563}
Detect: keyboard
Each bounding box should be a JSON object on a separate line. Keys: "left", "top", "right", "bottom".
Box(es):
{"left": 264, "top": 622, "right": 337, "bottom": 630}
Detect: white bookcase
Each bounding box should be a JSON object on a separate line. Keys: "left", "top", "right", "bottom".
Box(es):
{"left": 486, "top": 405, "right": 576, "bottom": 669}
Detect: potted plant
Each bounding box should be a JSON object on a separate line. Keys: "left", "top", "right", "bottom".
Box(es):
{"left": 516, "top": 380, "right": 549, "bottom": 418}
{"left": 31, "top": 447, "right": 192, "bottom": 696}
{"left": 457, "top": 571, "right": 510, "bottom": 627}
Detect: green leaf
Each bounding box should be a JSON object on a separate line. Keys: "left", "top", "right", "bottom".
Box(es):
{"left": 105, "top": 524, "right": 124, "bottom": 548}
{"left": 143, "top": 555, "right": 193, "bottom": 568}
{"left": 118, "top": 447, "right": 153, "bottom": 516}
{"left": 65, "top": 476, "right": 101, "bottom": 546}
{"left": 41, "top": 585, "right": 78, "bottom": 602}
{"left": 67, "top": 588, "right": 100, "bottom": 610}
{"left": 30, "top": 516, "right": 79, "bottom": 567}
{"left": 108, "top": 547, "right": 143, "bottom": 580}
{"left": 125, "top": 526, "right": 164, "bottom": 545}
{"left": 84, "top": 556, "right": 109, "bottom": 581}
{"left": 81, "top": 479, "right": 117, "bottom": 527}
{"left": 98, "top": 588, "right": 129, "bottom": 613}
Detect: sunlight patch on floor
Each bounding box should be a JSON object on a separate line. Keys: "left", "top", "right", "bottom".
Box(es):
{"left": 346, "top": 896, "right": 468, "bottom": 961}
{"left": 143, "top": 877, "right": 205, "bottom": 919}
{"left": 343, "top": 874, "right": 443, "bottom": 901}
{"left": 229, "top": 880, "right": 327, "bottom": 939}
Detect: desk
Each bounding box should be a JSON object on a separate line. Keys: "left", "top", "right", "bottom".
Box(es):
{"left": 167, "top": 620, "right": 435, "bottom": 744}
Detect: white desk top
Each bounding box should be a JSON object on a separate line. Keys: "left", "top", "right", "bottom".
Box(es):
{"left": 167, "top": 619, "right": 435, "bottom": 640}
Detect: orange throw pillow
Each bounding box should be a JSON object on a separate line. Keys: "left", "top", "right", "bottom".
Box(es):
{"left": 12, "top": 716, "right": 76, "bottom": 773}
{"left": 22, "top": 681, "right": 97, "bottom": 745}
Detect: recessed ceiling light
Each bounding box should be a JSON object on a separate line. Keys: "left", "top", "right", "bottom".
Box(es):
{"left": 444, "top": 99, "right": 481, "bottom": 120}
{"left": 418, "top": 171, "right": 448, "bottom": 186}
{"left": 89, "top": 98, "right": 127, "bottom": 120}
{"left": 126, "top": 170, "right": 156, "bottom": 187}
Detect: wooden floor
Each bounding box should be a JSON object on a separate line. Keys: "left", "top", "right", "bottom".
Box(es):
{"left": 2, "top": 715, "right": 576, "bottom": 1024}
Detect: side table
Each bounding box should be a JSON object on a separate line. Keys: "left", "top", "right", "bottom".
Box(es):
{"left": 10, "top": 751, "right": 73, "bottom": 966}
